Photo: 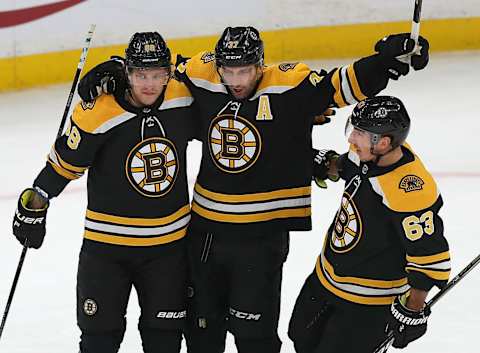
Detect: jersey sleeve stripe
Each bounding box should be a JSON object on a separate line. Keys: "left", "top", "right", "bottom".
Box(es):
{"left": 346, "top": 64, "right": 367, "bottom": 102}
{"left": 339, "top": 66, "right": 358, "bottom": 105}
{"left": 50, "top": 147, "right": 88, "bottom": 174}
{"left": 405, "top": 266, "right": 451, "bottom": 281}
{"left": 331, "top": 69, "right": 347, "bottom": 107}
{"left": 47, "top": 159, "right": 80, "bottom": 180}
{"left": 406, "top": 251, "right": 450, "bottom": 265}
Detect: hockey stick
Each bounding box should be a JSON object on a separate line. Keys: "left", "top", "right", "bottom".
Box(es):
{"left": 397, "top": 0, "right": 423, "bottom": 64}
{"left": 373, "top": 252, "right": 480, "bottom": 353}
{"left": 56, "top": 24, "right": 96, "bottom": 139}
{"left": 0, "top": 25, "right": 95, "bottom": 342}
{"left": 0, "top": 241, "right": 28, "bottom": 341}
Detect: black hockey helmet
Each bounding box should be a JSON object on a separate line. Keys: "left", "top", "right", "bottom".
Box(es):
{"left": 125, "top": 32, "right": 171, "bottom": 69}
{"left": 215, "top": 26, "right": 264, "bottom": 67}
{"left": 348, "top": 96, "right": 410, "bottom": 148}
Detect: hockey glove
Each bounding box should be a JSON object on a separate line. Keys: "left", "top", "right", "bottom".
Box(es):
{"left": 12, "top": 188, "right": 49, "bottom": 249}
{"left": 313, "top": 108, "right": 336, "bottom": 126}
{"left": 313, "top": 149, "right": 340, "bottom": 188}
{"left": 386, "top": 294, "right": 431, "bottom": 349}
{"left": 78, "top": 56, "right": 126, "bottom": 103}
{"left": 375, "top": 33, "right": 429, "bottom": 80}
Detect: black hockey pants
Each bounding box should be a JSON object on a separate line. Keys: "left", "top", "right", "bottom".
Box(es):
{"left": 185, "top": 226, "right": 289, "bottom": 353}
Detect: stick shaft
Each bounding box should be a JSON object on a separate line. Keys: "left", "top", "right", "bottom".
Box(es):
{"left": 0, "top": 245, "right": 28, "bottom": 340}
{"left": 56, "top": 24, "right": 96, "bottom": 139}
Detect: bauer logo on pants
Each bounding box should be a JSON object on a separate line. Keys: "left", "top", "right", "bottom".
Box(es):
{"left": 83, "top": 299, "right": 97, "bottom": 316}
{"left": 208, "top": 114, "right": 261, "bottom": 173}
{"left": 125, "top": 137, "right": 179, "bottom": 198}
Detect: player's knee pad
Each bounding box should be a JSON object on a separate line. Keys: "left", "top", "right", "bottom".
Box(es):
{"left": 139, "top": 328, "right": 182, "bottom": 353}
{"left": 79, "top": 329, "right": 125, "bottom": 353}
{"left": 234, "top": 335, "right": 282, "bottom": 353}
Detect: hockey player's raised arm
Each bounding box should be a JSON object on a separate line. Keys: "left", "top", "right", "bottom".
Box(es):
{"left": 300, "top": 33, "right": 429, "bottom": 119}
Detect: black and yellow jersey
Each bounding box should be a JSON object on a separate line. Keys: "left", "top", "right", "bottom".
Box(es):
{"left": 315, "top": 144, "right": 451, "bottom": 306}
{"left": 175, "top": 51, "right": 390, "bottom": 233}
{"left": 33, "top": 78, "right": 195, "bottom": 249}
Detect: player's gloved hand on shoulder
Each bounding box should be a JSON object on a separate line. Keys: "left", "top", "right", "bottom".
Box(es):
{"left": 12, "top": 188, "right": 49, "bottom": 249}
{"left": 78, "top": 56, "right": 126, "bottom": 103}
{"left": 313, "top": 108, "right": 336, "bottom": 126}
{"left": 375, "top": 33, "right": 429, "bottom": 80}
{"left": 386, "top": 294, "right": 431, "bottom": 348}
{"left": 313, "top": 149, "right": 340, "bottom": 188}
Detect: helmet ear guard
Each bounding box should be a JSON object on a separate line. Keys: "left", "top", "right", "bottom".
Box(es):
{"left": 215, "top": 26, "right": 264, "bottom": 67}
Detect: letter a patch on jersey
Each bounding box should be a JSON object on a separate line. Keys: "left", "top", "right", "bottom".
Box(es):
{"left": 256, "top": 95, "right": 273, "bottom": 120}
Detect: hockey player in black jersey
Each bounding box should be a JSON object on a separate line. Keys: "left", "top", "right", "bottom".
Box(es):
{"left": 289, "top": 96, "right": 451, "bottom": 353}
{"left": 12, "top": 32, "right": 195, "bottom": 353}
{"left": 76, "top": 27, "right": 430, "bottom": 353}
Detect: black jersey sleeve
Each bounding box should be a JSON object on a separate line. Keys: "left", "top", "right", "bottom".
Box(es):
{"left": 391, "top": 196, "right": 451, "bottom": 291}
{"left": 33, "top": 102, "right": 108, "bottom": 198}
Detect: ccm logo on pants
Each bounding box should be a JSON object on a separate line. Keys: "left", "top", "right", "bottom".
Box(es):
{"left": 229, "top": 307, "right": 262, "bottom": 321}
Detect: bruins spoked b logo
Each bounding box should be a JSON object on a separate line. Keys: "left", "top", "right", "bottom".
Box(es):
{"left": 330, "top": 192, "right": 362, "bottom": 253}
{"left": 126, "top": 137, "right": 178, "bottom": 197}
{"left": 208, "top": 114, "right": 261, "bottom": 173}
{"left": 83, "top": 298, "right": 97, "bottom": 316}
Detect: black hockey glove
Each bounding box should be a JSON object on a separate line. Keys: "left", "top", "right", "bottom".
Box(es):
{"left": 12, "top": 188, "right": 49, "bottom": 249}
{"left": 78, "top": 56, "right": 126, "bottom": 103}
{"left": 313, "top": 108, "right": 336, "bottom": 126}
{"left": 313, "top": 149, "right": 340, "bottom": 188}
{"left": 375, "top": 33, "right": 430, "bottom": 80}
{"left": 386, "top": 294, "right": 431, "bottom": 349}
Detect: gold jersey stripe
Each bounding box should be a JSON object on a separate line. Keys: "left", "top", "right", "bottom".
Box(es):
{"left": 331, "top": 69, "right": 347, "bottom": 107}
{"left": 405, "top": 266, "right": 451, "bottom": 281}
{"left": 316, "top": 258, "right": 396, "bottom": 305}
{"left": 48, "top": 160, "right": 79, "bottom": 180}
{"left": 53, "top": 148, "right": 87, "bottom": 173}
{"left": 406, "top": 251, "right": 451, "bottom": 265}
{"left": 321, "top": 255, "right": 408, "bottom": 289}
{"left": 86, "top": 204, "right": 190, "bottom": 226}
{"left": 194, "top": 183, "right": 311, "bottom": 203}
{"left": 192, "top": 202, "right": 311, "bottom": 223}
{"left": 84, "top": 228, "right": 186, "bottom": 246}
{"left": 346, "top": 65, "right": 367, "bottom": 102}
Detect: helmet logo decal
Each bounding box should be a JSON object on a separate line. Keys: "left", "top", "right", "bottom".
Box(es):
{"left": 126, "top": 137, "right": 178, "bottom": 197}
{"left": 208, "top": 114, "right": 261, "bottom": 173}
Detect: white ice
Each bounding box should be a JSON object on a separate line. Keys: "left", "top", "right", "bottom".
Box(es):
{"left": 1, "top": 51, "right": 479, "bottom": 352}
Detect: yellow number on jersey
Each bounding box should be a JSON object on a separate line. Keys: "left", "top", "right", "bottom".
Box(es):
{"left": 66, "top": 125, "right": 81, "bottom": 150}
{"left": 402, "top": 210, "right": 434, "bottom": 241}
{"left": 256, "top": 96, "right": 273, "bottom": 120}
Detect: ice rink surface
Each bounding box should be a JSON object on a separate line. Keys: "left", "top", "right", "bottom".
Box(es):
{"left": 0, "top": 51, "right": 479, "bottom": 352}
